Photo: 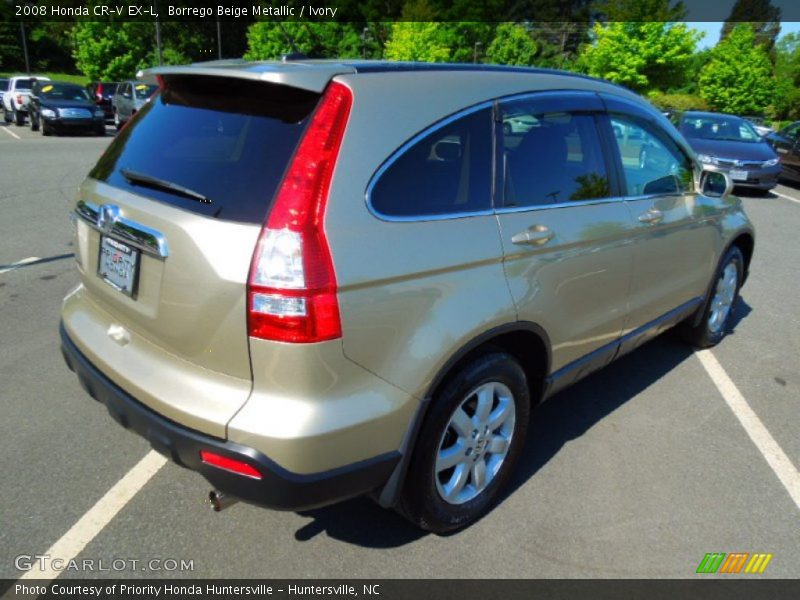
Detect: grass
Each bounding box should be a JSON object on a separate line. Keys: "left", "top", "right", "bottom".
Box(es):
{"left": 1, "top": 72, "right": 89, "bottom": 85}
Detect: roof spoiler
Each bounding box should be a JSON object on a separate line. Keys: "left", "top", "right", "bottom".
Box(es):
{"left": 137, "top": 61, "right": 355, "bottom": 93}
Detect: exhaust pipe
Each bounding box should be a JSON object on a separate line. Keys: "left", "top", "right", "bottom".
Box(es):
{"left": 208, "top": 490, "right": 239, "bottom": 512}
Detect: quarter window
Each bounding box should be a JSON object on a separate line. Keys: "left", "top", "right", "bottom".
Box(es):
{"left": 369, "top": 108, "right": 492, "bottom": 218}
{"left": 610, "top": 116, "right": 692, "bottom": 196}
{"left": 501, "top": 103, "right": 611, "bottom": 207}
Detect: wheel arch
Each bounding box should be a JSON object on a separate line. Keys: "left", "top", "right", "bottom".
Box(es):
{"left": 376, "top": 321, "right": 551, "bottom": 507}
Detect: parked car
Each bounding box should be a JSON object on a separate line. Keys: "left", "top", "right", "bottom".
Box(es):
{"left": 2, "top": 75, "right": 50, "bottom": 126}
{"left": 679, "top": 111, "right": 781, "bottom": 193}
{"left": 111, "top": 80, "right": 157, "bottom": 129}
{"left": 743, "top": 116, "right": 774, "bottom": 138}
{"left": 61, "top": 61, "right": 754, "bottom": 533}
{"left": 28, "top": 81, "right": 106, "bottom": 136}
{"left": 87, "top": 81, "right": 119, "bottom": 122}
{"left": 766, "top": 121, "right": 800, "bottom": 183}
{"left": 0, "top": 78, "right": 9, "bottom": 112}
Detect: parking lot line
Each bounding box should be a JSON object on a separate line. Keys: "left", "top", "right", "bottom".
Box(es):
{"left": 0, "top": 257, "right": 40, "bottom": 275}
{"left": 19, "top": 450, "right": 166, "bottom": 581}
{"left": 772, "top": 190, "right": 800, "bottom": 205}
{"left": 1, "top": 126, "right": 21, "bottom": 140}
{"left": 696, "top": 350, "right": 800, "bottom": 511}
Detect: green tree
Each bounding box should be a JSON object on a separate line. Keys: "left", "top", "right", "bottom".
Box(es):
{"left": 577, "top": 21, "right": 702, "bottom": 92}
{"left": 72, "top": 21, "right": 153, "bottom": 81}
{"left": 507, "top": 1, "right": 593, "bottom": 68}
{"left": 770, "top": 33, "right": 800, "bottom": 119}
{"left": 486, "top": 24, "right": 538, "bottom": 66}
{"left": 245, "top": 22, "right": 363, "bottom": 60}
{"left": 596, "top": 0, "right": 687, "bottom": 21}
{"left": 720, "top": 0, "right": 781, "bottom": 55}
{"left": 699, "top": 24, "right": 775, "bottom": 114}
{"left": 384, "top": 21, "right": 452, "bottom": 62}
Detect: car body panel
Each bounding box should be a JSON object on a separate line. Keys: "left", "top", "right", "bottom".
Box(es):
{"left": 66, "top": 178, "right": 260, "bottom": 436}
{"left": 767, "top": 122, "right": 800, "bottom": 182}
{"left": 60, "top": 61, "right": 756, "bottom": 509}
{"left": 679, "top": 111, "right": 780, "bottom": 190}
{"left": 2, "top": 75, "right": 50, "bottom": 114}
{"left": 328, "top": 70, "right": 645, "bottom": 398}
{"left": 29, "top": 81, "right": 105, "bottom": 134}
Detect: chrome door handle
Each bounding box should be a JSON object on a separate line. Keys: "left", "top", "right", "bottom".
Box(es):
{"left": 511, "top": 225, "right": 554, "bottom": 246}
{"left": 638, "top": 209, "right": 664, "bottom": 225}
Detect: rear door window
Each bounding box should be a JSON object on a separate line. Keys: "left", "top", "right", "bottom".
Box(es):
{"left": 90, "top": 76, "right": 320, "bottom": 224}
{"left": 369, "top": 107, "right": 493, "bottom": 218}
{"left": 501, "top": 101, "right": 611, "bottom": 207}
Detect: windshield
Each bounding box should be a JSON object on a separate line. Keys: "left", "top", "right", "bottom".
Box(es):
{"left": 681, "top": 115, "right": 760, "bottom": 143}
{"left": 38, "top": 83, "right": 91, "bottom": 101}
{"left": 133, "top": 84, "right": 158, "bottom": 99}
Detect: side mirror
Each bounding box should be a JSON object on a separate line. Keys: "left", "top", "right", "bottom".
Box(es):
{"left": 699, "top": 168, "right": 733, "bottom": 199}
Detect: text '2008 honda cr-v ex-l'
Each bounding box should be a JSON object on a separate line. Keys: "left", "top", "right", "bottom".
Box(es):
{"left": 60, "top": 60, "right": 754, "bottom": 533}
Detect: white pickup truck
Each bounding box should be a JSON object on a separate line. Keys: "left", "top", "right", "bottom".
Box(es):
{"left": 2, "top": 75, "right": 50, "bottom": 126}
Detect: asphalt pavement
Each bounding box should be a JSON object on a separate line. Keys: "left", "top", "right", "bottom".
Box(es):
{"left": 0, "top": 118, "right": 798, "bottom": 580}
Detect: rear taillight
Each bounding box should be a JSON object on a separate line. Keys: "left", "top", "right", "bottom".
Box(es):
{"left": 96, "top": 83, "right": 103, "bottom": 102}
{"left": 16, "top": 94, "right": 23, "bottom": 104}
{"left": 247, "top": 81, "right": 352, "bottom": 343}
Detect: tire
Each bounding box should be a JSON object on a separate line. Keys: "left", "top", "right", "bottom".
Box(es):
{"left": 397, "top": 352, "right": 530, "bottom": 533}
{"left": 3, "top": 107, "right": 11, "bottom": 124}
{"left": 680, "top": 246, "right": 744, "bottom": 348}
{"left": 113, "top": 110, "right": 121, "bottom": 130}
{"left": 14, "top": 108, "right": 25, "bottom": 126}
{"left": 41, "top": 121, "right": 51, "bottom": 136}
{"left": 30, "top": 114, "right": 39, "bottom": 132}
{"left": 94, "top": 125, "right": 105, "bottom": 136}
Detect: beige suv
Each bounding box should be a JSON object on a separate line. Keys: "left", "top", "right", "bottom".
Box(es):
{"left": 60, "top": 61, "right": 754, "bottom": 532}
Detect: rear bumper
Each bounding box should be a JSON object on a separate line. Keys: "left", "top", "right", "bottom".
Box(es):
{"left": 60, "top": 322, "right": 400, "bottom": 511}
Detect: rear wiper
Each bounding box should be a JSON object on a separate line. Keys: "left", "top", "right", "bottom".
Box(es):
{"left": 121, "top": 168, "right": 212, "bottom": 204}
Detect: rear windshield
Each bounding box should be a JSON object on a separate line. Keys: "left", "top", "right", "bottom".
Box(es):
{"left": 89, "top": 76, "right": 320, "bottom": 223}
{"left": 14, "top": 78, "right": 34, "bottom": 90}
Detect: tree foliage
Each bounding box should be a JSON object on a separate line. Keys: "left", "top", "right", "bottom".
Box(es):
{"left": 596, "top": 0, "right": 687, "bottom": 21}
{"left": 699, "top": 24, "right": 775, "bottom": 115}
{"left": 486, "top": 24, "right": 538, "bottom": 66}
{"left": 770, "top": 32, "right": 800, "bottom": 119}
{"left": 245, "top": 22, "right": 364, "bottom": 61}
{"left": 72, "top": 21, "right": 153, "bottom": 81}
{"left": 384, "top": 21, "right": 453, "bottom": 62}
{"left": 577, "top": 21, "right": 701, "bottom": 92}
{"left": 720, "top": 0, "right": 781, "bottom": 55}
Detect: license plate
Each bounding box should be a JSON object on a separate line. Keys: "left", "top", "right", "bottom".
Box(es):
{"left": 98, "top": 236, "right": 139, "bottom": 297}
{"left": 730, "top": 169, "right": 748, "bottom": 181}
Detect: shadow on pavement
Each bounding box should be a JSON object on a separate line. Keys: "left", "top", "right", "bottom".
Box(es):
{"left": 293, "top": 297, "right": 753, "bottom": 547}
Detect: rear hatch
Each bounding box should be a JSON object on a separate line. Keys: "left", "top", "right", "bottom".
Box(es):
{"left": 65, "top": 73, "right": 329, "bottom": 436}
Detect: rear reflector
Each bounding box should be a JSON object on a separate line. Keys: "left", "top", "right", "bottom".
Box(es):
{"left": 247, "top": 81, "right": 352, "bottom": 343}
{"left": 200, "top": 450, "right": 263, "bottom": 480}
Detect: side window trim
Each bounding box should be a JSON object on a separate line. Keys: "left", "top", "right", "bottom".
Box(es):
{"left": 365, "top": 100, "right": 496, "bottom": 222}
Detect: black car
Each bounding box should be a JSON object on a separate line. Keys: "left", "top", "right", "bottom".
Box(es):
{"left": 766, "top": 121, "right": 800, "bottom": 184}
{"left": 29, "top": 81, "right": 106, "bottom": 136}
{"left": 87, "top": 81, "right": 118, "bottom": 122}
{"left": 679, "top": 111, "right": 781, "bottom": 193}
